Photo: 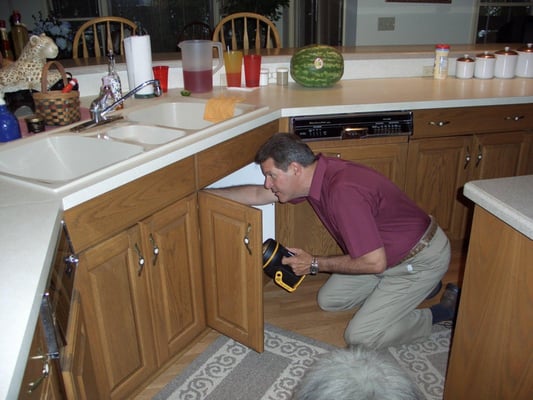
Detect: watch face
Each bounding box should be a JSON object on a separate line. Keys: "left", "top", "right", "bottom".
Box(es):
{"left": 310, "top": 264, "right": 319, "bottom": 275}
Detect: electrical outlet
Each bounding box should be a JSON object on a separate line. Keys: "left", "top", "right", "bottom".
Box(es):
{"left": 378, "top": 17, "right": 396, "bottom": 31}
{"left": 422, "top": 65, "right": 434, "bottom": 76}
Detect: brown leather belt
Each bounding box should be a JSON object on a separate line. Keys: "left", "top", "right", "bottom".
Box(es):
{"left": 398, "top": 217, "right": 438, "bottom": 264}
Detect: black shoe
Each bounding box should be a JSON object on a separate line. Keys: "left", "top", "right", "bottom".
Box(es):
{"left": 425, "top": 280, "right": 443, "bottom": 300}
{"left": 430, "top": 283, "right": 460, "bottom": 324}
{"left": 440, "top": 283, "right": 460, "bottom": 311}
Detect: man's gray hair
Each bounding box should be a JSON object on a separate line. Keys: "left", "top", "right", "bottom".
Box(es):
{"left": 255, "top": 133, "right": 316, "bottom": 171}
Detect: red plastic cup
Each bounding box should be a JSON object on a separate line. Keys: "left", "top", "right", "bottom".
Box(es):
{"left": 244, "top": 54, "right": 262, "bottom": 87}
{"left": 152, "top": 65, "right": 169, "bottom": 92}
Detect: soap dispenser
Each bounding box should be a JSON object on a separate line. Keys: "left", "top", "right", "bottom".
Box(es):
{"left": 0, "top": 97, "right": 22, "bottom": 142}
{"left": 105, "top": 51, "right": 123, "bottom": 109}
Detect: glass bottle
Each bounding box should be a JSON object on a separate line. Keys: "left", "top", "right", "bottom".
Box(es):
{"left": 0, "top": 20, "right": 14, "bottom": 61}
{"left": 9, "top": 11, "right": 29, "bottom": 60}
{"left": 0, "top": 98, "right": 22, "bottom": 142}
{"left": 105, "top": 51, "right": 123, "bottom": 109}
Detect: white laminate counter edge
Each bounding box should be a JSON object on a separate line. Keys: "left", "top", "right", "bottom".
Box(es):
{"left": 464, "top": 176, "right": 533, "bottom": 240}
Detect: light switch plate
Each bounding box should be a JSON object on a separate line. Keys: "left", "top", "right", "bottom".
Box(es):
{"left": 378, "top": 17, "right": 396, "bottom": 31}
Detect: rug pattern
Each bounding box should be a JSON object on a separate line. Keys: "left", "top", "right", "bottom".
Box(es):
{"left": 154, "top": 323, "right": 451, "bottom": 400}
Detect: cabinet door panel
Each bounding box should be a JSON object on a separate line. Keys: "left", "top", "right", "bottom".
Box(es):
{"left": 474, "top": 131, "right": 531, "bottom": 179}
{"left": 405, "top": 136, "right": 471, "bottom": 240}
{"left": 141, "top": 196, "right": 206, "bottom": 365}
{"left": 76, "top": 227, "right": 156, "bottom": 399}
{"left": 198, "top": 191, "right": 264, "bottom": 352}
{"left": 61, "top": 291, "right": 100, "bottom": 400}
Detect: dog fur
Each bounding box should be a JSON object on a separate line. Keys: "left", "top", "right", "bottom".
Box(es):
{"left": 292, "top": 345, "right": 421, "bottom": 400}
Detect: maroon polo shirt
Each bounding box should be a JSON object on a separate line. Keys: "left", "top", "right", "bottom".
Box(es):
{"left": 290, "top": 154, "right": 430, "bottom": 268}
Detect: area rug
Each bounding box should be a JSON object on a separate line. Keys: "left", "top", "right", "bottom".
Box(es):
{"left": 154, "top": 322, "right": 452, "bottom": 400}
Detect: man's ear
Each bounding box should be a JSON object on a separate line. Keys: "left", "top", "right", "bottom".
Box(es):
{"left": 289, "top": 161, "right": 302, "bottom": 176}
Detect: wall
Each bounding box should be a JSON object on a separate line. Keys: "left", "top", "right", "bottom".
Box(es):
{"left": 355, "top": 0, "right": 477, "bottom": 46}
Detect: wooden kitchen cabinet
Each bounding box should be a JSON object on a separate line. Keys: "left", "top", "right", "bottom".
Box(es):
{"left": 406, "top": 105, "right": 532, "bottom": 242}
{"left": 70, "top": 195, "right": 205, "bottom": 399}
{"left": 139, "top": 195, "right": 205, "bottom": 366}
{"left": 75, "top": 225, "right": 158, "bottom": 399}
{"left": 444, "top": 206, "right": 533, "bottom": 399}
{"left": 276, "top": 136, "right": 409, "bottom": 256}
{"left": 199, "top": 191, "right": 264, "bottom": 352}
{"left": 58, "top": 121, "right": 278, "bottom": 397}
{"left": 19, "top": 318, "right": 64, "bottom": 400}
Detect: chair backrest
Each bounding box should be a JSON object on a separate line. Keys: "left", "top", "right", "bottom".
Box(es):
{"left": 178, "top": 21, "right": 213, "bottom": 47}
{"left": 212, "top": 12, "right": 281, "bottom": 51}
{"left": 72, "top": 16, "right": 137, "bottom": 59}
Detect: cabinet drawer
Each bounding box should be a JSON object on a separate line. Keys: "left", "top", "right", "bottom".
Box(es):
{"left": 413, "top": 104, "right": 533, "bottom": 138}
{"left": 64, "top": 157, "right": 195, "bottom": 253}
{"left": 196, "top": 120, "right": 278, "bottom": 188}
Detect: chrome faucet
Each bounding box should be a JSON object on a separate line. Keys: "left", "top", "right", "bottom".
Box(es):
{"left": 90, "top": 79, "right": 162, "bottom": 123}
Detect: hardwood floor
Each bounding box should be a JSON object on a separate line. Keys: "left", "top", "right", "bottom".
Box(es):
{"left": 134, "top": 245, "right": 465, "bottom": 399}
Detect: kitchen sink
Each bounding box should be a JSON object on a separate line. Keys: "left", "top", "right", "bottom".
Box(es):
{"left": 126, "top": 101, "right": 255, "bottom": 130}
{"left": 105, "top": 124, "right": 187, "bottom": 145}
{"left": 0, "top": 135, "right": 143, "bottom": 183}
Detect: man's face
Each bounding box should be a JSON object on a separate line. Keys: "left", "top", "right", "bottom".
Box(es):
{"left": 260, "top": 158, "right": 297, "bottom": 203}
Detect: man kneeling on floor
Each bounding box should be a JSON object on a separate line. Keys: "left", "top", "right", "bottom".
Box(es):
{"left": 210, "top": 133, "right": 460, "bottom": 349}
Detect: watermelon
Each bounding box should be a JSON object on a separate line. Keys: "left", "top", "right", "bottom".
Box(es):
{"left": 290, "top": 45, "right": 344, "bottom": 88}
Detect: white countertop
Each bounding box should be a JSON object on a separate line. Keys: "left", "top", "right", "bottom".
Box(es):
{"left": 1, "top": 72, "right": 532, "bottom": 399}
{"left": 464, "top": 176, "right": 533, "bottom": 240}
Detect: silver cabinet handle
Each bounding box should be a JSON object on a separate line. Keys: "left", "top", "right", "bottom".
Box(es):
{"left": 243, "top": 224, "right": 252, "bottom": 255}
{"left": 27, "top": 358, "right": 49, "bottom": 394}
{"left": 504, "top": 115, "right": 524, "bottom": 121}
{"left": 429, "top": 120, "right": 451, "bottom": 127}
{"left": 464, "top": 146, "right": 471, "bottom": 169}
{"left": 149, "top": 234, "right": 159, "bottom": 266}
{"left": 475, "top": 145, "right": 483, "bottom": 167}
{"left": 134, "top": 243, "right": 145, "bottom": 276}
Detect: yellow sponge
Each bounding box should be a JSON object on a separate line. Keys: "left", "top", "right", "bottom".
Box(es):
{"left": 203, "top": 96, "right": 244, "bottom": 123}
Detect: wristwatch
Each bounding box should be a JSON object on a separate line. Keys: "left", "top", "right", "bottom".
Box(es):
{"left": 310, "top": 257, "right": 319, "bottom": 275}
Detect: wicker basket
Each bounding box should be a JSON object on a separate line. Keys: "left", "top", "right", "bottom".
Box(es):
{"left": 33, "top": 61, "right": 81, "bottom": 126}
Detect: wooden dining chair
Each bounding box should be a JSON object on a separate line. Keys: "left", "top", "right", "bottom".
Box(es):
{"left": 72, "top": 16, "right": 137, "bottom": 59}
{"left": 212, "top": 12, "right": 281, "bottom": 51}
{"left": 177, "top": 21, "right": 213, "bottom": 46}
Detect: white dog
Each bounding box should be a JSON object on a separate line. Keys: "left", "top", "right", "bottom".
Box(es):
{"left": 292, "top": 345, "right": 421, "bottom": 400}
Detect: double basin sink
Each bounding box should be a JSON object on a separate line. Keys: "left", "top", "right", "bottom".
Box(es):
{"left": 0, "top": 99, "right": 264, "bottom": 188}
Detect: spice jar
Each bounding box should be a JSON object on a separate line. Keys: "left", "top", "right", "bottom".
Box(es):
{"left": 494, "top": 46, "right": 518, "bottom": 78}
{"left": 515, "top": 43, "right": 533, "bottom": 78}
{"left": 455, "top": 54, "right": 475, "bottom": 79}
{"left": 474, "top": 51, "right": 495, "bottom": 79}
{"left": 433, "top": 44, "right": 450, "bottom": 79}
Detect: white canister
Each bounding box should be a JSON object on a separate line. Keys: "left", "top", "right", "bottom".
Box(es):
{"left": 455, "top": 54, "right": 475, "bottom": 79}
{"left": 474, "top": 51, "right": 496, "bottom": 79}
{"left": 494, "top": 46, "right": 518, "bottom": 78}
{"left": 515, "top": 43, "right": 533, "bottom": 78}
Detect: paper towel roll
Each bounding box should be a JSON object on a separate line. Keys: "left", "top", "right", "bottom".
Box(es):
{"left": 124, "top": 35, "right": 154, "bottom": 97}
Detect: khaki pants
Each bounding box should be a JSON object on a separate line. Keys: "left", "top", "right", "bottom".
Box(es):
{"left": 317, "top": 226, "right": 450, "bottom": 349}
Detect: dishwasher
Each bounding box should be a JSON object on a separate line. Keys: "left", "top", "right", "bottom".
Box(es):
{"left": 289, "top": 110, "right": 413, "bottom": 141}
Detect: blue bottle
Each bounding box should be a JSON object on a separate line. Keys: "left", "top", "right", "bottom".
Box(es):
{"left": 0, "top": 98, "right": 21, "bottom": 142}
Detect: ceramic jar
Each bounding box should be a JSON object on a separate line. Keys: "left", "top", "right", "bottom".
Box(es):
{"left": 456, "top": 54, "right": 475, "bottom": 79}
{"left": 494, "top": 46, "right": 518, "bottom": 78}
{"left": 515, "top": 43, "right": 533, "bottom": 78}
{"left": 474, "top": 51, "right": 496, "bottom": 79}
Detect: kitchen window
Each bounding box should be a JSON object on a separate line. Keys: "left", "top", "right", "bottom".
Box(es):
{"left": 477, "top": 1, "right": 533, "bottom": 43}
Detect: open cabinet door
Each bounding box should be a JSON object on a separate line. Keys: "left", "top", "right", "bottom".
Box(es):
{"left": 198, "top": 191, "right": 264, "bottom": 352}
